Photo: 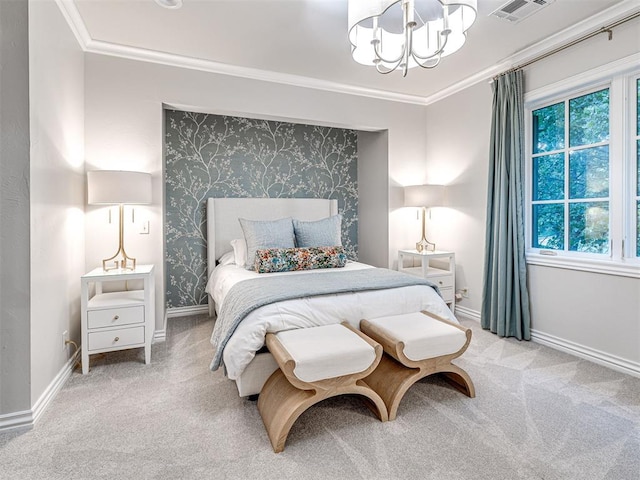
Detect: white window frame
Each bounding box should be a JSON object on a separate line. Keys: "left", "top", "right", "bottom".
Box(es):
{"left": 524, "top": 53, "right": 640, "bottom": 278}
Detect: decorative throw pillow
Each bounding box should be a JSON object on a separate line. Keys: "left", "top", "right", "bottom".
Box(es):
{"left": 293, "top": 214, "right": 342, "bottom": 248}
{"left": 239, "top": 217, "right": 296, "bottom": 270}
{"left": 254, "top": 246, "right": 347, "bottom": 273}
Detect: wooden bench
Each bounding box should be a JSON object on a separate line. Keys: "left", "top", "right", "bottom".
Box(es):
{"left": 361, "top": 311, "right": 475, "bottom": 421}
{"left": 257, "top": 322, "right": 388, "bottom": 453}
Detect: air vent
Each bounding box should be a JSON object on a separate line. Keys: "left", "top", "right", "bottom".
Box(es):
{"left": 490, "top": 0, "right": 556, "bottom": 23}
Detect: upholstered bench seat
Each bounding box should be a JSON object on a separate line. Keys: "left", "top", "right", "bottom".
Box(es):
{"left": 366, "top": 312, "right": 468, "bottom": 361}
{"left": 276, "top": 324, "right": 377, "bottom": 382}
{"left": 361, "top": 311, "right": 475, "bottom": 420}
{"left": 257, "top": 323, "right": 388, "bottom": 453}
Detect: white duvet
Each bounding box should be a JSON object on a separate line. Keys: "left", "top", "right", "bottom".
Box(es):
{"left": 205, "top": 261, "right": 458, "bottom": 380}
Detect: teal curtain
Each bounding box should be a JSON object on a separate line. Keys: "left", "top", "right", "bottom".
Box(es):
{"left": 481, "top": 70, "right": 531, "bottom": 340}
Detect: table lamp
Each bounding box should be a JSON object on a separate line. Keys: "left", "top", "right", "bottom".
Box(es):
{"left": 404, "top": 184, "right": 445, "bottom": 253}
{"left": 87, "top": 170, "right": 152, "bottom": 271}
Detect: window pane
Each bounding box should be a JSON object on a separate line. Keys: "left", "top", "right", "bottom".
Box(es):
{"left": 637, "top": 140, "right": 640, "bottom": 197}
{"left": 532, "top": 102, "right": 564, "bottom": 154}
{"left": 532, "top": 203, "right": 564, "bottom": 250}
{"left": 569, "top": 146, "right": 609, "bottom": 199}
{"left": 569, "top": 202, "right": 609, "bottom": 254}
{"left": 533, "top": 153, "right": 564, "bottom": 200}
{"left": 569, "top": 89, "right": 609, "bottom": 147}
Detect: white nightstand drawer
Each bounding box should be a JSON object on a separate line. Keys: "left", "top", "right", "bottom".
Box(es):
{"left": 88, "top": 305, "right": 144, "bottom": 329}
{"left": 429, "top": 275, "right": 453, "bottom": 288}
{"left": 88, "top": 326, "right": 145, "bottom": 351}
{"left": 439, "top": 287, "right": 454, "bottom": 302}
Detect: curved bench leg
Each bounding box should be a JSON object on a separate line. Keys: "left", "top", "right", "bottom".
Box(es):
{"left": 258, "top": 370, "right": 388, "bottom": 453}
{"left": 441, "top": 364, "right": 476, "bottom": 398}
{"left": 258, "top": 369, "right": 315, "bottom": 453}
{"left": 365, "top": 355, "right": 476, "bottom": 421}
{"left": 364, "top": 354, "right": 423, "bottom": 421}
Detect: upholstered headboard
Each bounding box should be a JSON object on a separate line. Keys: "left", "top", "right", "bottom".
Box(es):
{"left": 206, "top": 197, "right": 338, "bottom": 281}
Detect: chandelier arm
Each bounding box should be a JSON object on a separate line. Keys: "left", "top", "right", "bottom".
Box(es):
{"left": 411, "top": 31, "right": 450, "bottom": 62}
{"left": 372, "top": 39, "right": 406, "bottom": 65}
{"left": 414, "top": 54, "right": 442, "bottom": 69}
{"left": 375, "top": 56, "right": 406, "bottom": 74}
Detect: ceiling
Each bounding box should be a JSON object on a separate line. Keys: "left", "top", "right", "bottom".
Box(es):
{"left": 71, "top": 0, "right": 635, "bottom": 103}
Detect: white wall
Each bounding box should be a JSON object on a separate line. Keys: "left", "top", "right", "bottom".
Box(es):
{"left": 84, "top": 54, "right": 428, "bottom": 328}
{"left": 424, "top": 80, "right": 493, "bottom": 310}
{"left": 0, "top": 0, "right": 31, "bottom": 418}
{"left": 425, "top": 20, "right": 640, "bottom": 372}
{"left": 358, "top": 131, "right": 389, "bottom": 267}
{"left": 29, "top": 0, "right": 85, "bottom": 403}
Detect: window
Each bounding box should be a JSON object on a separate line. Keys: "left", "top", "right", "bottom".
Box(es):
{"left": 525, "top": 57, "right": 640, "bottom": 277}
{"left": 531, "top": 88, "right": 610, "bottom": 254}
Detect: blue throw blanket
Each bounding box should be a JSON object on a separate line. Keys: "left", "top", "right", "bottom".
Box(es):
{"left": 209, "top": 267, "right": 439, "bottom": 371}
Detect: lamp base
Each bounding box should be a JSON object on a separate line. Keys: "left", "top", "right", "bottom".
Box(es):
{"left": 102, "top": 204, "right": 137, "bottom": 271}
{"left": 102, "top": 255, "right": 136, "bottom": 272}
{"left": 415, "top": 238, "right": 435, "bottom": 253}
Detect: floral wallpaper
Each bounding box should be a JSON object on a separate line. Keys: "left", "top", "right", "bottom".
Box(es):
{"left": 164, "top": 109, "right": 358, "bottom": 309}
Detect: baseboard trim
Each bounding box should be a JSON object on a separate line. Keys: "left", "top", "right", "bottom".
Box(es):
{"left": 0, "top": 348, "right": 81, "bottom": 433}
{"left": 166, "top": 305, "right": 209, "bottom": 318}
{"left": 530, "top": 329, "right": 640, "bottom": 378}
{"left": 154, "top": 329, "right": 166, "bottom": 342}
{"left": 454, "top": 305, "right": 481, "bottom": 322}
{"left": 31, "top": 349, "right": 81, "bottom": 424}
{"left": 453, "top": 305, "right": 639, "bottom": 378}
{"left": 156, "top": 305, "right": 209, "bottom": 342}
{"left": 0, "top": 409, "right": 33, "bottom": 433}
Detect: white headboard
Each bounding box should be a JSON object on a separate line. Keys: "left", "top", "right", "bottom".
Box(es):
{"left": 206, "top": 197, "right": 338, "bottom": 279}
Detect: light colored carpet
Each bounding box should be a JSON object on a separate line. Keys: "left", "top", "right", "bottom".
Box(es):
{"left": 1, "top": 314, "right": 638, "bottom": 480}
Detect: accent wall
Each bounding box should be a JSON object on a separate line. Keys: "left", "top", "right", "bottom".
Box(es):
{"left": 164, "top": 110, "right": 358, "bottom": 309}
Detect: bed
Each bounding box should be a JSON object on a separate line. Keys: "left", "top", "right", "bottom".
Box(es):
{"left": 205, "top": 197, "right": 458, "bottom": 397}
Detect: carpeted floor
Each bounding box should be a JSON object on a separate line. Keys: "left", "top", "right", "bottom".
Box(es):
{"left": 1, "top": 314, "right": 638, "bottom": 480}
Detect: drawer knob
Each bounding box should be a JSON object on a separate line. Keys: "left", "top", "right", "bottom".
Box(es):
{"left": 113, "top": 315, "right": 120, "bottom": 321}
{"left": 439, "top": 281, "right": 443, "bottom": 285}
{"left": 114, "top": 336, "right": 120, "bottom": 342}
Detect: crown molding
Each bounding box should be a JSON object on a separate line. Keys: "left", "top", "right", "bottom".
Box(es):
{"left": 85, "top": 40, "right": 431, "bottom": 106}
{"left": 422, "top": 0, "right": 640, "bottom": 105}
{"left": 57, "top": 0, "right": 639, "bottom": 107}
{"left": 54, "top": 0, "right": 91, "bottom": 49}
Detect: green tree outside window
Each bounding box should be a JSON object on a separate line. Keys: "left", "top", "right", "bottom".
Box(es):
{"left": 531, "top": 88, "right": 610, "bottom": 255}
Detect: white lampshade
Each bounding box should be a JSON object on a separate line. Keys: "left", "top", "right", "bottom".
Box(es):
{"left": 87, "top": 170, "right": 152, "bottom": 205}
{"left": 404, "top": 184, "right": 445, "bottom": 207}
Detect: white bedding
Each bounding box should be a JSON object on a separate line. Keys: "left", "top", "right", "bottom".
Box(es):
{"left": 206, "top": 261, "right": 457, "bottom": 380}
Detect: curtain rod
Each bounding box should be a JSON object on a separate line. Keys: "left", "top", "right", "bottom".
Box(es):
{"left": 496, "top": 10, "right": 640, "bottom": 79}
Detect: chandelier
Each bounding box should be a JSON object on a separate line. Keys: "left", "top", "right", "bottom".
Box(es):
{"left": 348, "top": 0, "right": 477, "bottom": 76}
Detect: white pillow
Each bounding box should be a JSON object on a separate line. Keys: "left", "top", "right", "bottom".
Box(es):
{"left": 230, "top": 238, "right": 247, "bottom": 268}
{"left": 217, "top": 251, "right": 235, "bottom": 266}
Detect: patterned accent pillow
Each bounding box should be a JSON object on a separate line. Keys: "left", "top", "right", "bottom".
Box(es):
{"left": 254, "top": 246, "right": 347, "bottom": 273}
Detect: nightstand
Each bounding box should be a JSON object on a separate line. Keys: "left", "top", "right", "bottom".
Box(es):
{"left": 398, "top": 250, "right": 456, "bottom": 313}
{"left": 80, "top": 264, "right": 155, "bottom": 374}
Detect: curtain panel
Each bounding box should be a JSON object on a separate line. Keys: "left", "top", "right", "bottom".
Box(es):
{"left": 481, "top": 70, "right": 531, "bottom": 340}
